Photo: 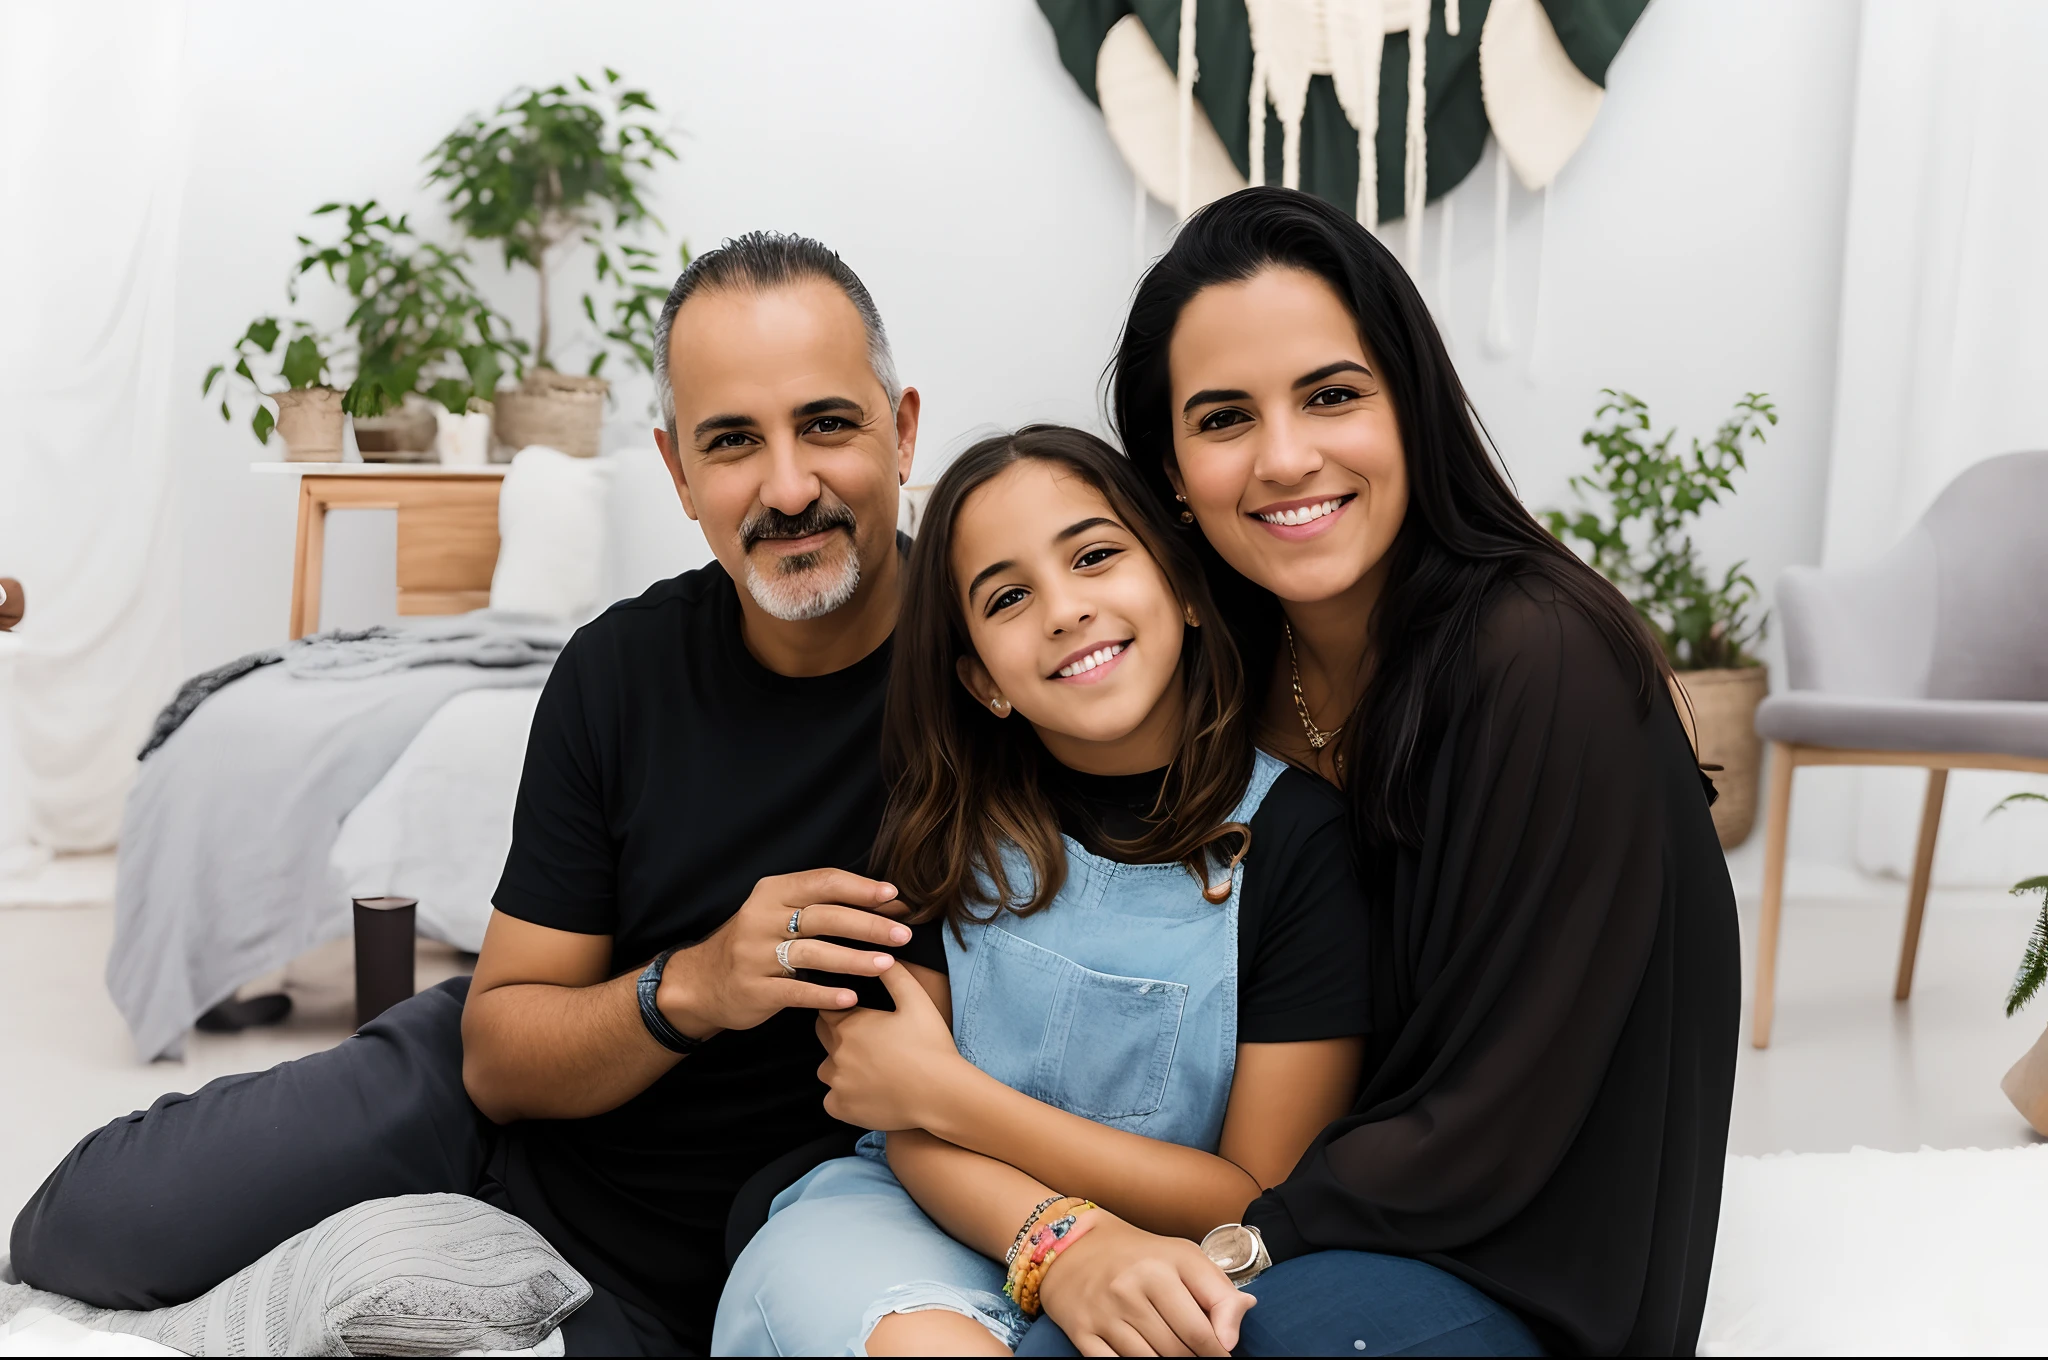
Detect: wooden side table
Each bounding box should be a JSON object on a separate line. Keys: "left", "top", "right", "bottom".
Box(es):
{"left": 253, "top": 463, "right": 509, "bottom": 639}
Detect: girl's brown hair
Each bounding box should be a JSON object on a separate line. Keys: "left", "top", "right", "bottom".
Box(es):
{"left": 876, "top": 424, "right": 1254, "bottom": 930}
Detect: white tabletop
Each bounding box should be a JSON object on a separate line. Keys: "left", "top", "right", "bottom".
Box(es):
{"left": 250, "top": 462, "right": 508, "bottom": 477}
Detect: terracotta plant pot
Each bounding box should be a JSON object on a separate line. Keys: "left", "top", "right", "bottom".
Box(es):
{"left": 492, "top": 369, "right": 609, "bottom": 460}
{"left": 351, "top": 395, "right": 439, "bottom": 462}
{"left": 2002, "top": 1022, "right": 2048, "bottom": 1136}
{"left": 1674, "top": 665, "right": 1770, "bottom": 849}
{"left": 271, "top": 387, "right": 345, "bottom": 462}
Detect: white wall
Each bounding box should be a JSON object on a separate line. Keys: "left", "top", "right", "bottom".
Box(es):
{"left": 173, "top": 0, "right": 1147, "bottom": 671}
{"left": 171, "top": 0, "right": 1869, "bottom": 872}
{"left": 1415, "top": 0, "right": 1869, "bottom": 879}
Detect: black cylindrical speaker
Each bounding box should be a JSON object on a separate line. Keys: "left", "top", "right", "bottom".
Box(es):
{"left": 352, "top": 896, "right": 418, "bottom": 1028}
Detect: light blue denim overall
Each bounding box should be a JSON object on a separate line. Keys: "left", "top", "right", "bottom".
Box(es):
{"left": 711, "top": 752, "right": 1286, "bottom": 1356}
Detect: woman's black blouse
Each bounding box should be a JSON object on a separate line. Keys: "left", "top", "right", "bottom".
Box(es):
{"left": 1242, "top": 581, "right": 1741, "bottom": 1357}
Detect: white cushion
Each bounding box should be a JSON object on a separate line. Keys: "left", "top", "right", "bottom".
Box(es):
{"left": 0, "top": 1194, "right": 586, "bottom": 1356}
{"left": 490, "top": 446, "right": 615, "bottom": 622}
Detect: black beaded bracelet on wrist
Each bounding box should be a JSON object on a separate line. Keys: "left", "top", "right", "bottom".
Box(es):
{"left": 637, "top": 947, "right": 705, "bottom": 1055}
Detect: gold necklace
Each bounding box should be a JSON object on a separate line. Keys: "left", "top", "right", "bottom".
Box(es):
{"left": 1284, "top": 621, "right": 1343, "bottom": 752}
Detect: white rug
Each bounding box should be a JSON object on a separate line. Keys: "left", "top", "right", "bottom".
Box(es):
{"left": 6, "top": 1146, "right": 2046, "bottom": 1354}
{"left": 0, "top": 1309, "right": 562, "bottom": 1358}
{"left": 1701, "top": 1144, "right": 2048, "bottom": 1355}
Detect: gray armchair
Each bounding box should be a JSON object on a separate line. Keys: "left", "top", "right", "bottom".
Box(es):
{"left": 1750, "top": 450, "right": 2048, "bottom": 1047}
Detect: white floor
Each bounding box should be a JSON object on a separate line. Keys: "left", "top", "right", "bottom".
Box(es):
{"left": 0, "top": 856, "right": 473, "bottom": 1235}
{"left": 2, "top": 852, "right": 2043, "bottom": 1239}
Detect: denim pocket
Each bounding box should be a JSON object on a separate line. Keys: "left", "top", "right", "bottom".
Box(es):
{"left": 956, "top": 925, "right": 1188, "bottom": 1127}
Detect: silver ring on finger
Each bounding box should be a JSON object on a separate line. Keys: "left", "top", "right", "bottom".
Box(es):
{"left": 786, "top": 907, "right": 804, "bottom": 936}
{"left": 774, "top": 938, "right": 799, "bottom": 978}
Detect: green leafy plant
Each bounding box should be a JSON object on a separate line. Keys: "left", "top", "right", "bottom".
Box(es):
{"left": 1991, "top": 792, "right": 2048, "bottom": 1017}
{"left": 202, "top": 317, "right": 335, "bottom": 445}
{"left": 424, "top": 69, "right": 679, "bottom": 376}
{"left": 586, "top": 239, "right": 691, "bottom": 378}
{"left": 1544, "top": 391, "right": 1778, "bottom": 670}
{"left": 292, "top": 200, "right": 525, "bottom": 417}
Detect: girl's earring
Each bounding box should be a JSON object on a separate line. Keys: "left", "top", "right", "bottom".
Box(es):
{"left": 1175, "top": 493, "right": 1194, "bottom": 526}
{"left": 1183, "top": 604, "right": 1200, "bottom": 627}
{"left": 990, "top": 697, "right": 1011, "bottom": 717}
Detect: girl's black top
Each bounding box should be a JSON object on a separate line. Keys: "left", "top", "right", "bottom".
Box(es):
{"left": 905, "top": 761, "right": 1373, "bottom": 1044}
{"left": 1242, "top": 581, "right": 1741, "bottom": 1357}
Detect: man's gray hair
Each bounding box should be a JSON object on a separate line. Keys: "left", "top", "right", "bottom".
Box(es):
{"left": 654, "top": 231, "right": 903, "bottom": 441}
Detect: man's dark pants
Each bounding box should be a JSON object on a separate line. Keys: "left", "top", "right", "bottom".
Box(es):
{"left": 8, "top": 979, "right": 686, "bottom": 1356}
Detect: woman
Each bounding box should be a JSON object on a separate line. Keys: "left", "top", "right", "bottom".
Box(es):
{"left": 807, "top": 187, "right": 1736, "bottom": 1356}
{"left": 1058, "top": 187, "right": 1741, "bottom": 1356}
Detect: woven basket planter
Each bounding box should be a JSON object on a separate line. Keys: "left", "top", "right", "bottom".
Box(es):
{"left": 1674, "top": 665, "right": 1770, "bottom": 849}
{"left": 493, "top": 370, "right": 609, "bottom": 460}
{"left": 271, "top": 387, "right": 345, "bottom": 462}
{"left": 2004, "top": 1022, "right": 2048, "bottom": 1136}
{"left": 351, "top": 396, "right": 439, "bottom": 462}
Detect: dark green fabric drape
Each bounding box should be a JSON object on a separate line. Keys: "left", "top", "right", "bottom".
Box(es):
{"left": 1037, "top": 0, "right": 1647, "bottom": 222}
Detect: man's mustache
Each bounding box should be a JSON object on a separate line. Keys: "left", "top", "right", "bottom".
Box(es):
{"left": 740, "top": 500, "right": 857, "bottom": 553}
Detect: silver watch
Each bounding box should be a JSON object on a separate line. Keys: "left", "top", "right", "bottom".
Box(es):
{"left": 1200, "top": 1222, "right": 1271, "bottom": 1288}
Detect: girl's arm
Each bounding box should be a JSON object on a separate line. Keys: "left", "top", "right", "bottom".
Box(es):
{"left": 883, "top": 1130, "right": 1250, "bottom": 1358}
{"left": 884, "top": 1122, "right": 1245, "bottom": 1360}
{"left": 819, "top": 963, "right": 1363, "bottom": 1241}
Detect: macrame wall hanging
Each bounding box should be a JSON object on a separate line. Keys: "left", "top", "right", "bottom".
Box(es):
{"left": 1039, "top": 0, "right": 1646, "bottom": 353}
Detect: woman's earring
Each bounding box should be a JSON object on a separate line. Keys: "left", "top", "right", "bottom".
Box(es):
{"left": 1175, "top": 493, "right": 1194, "bottom": 525}
{"left": 1183, "top": 604, "right": 1200, "bottom": 627}
{"left": 990, "top": 697, "right": 1011, "bottom": 717}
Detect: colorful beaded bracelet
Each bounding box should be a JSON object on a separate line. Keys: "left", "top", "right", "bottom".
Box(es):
{"left": 1006, "top": 1195, "right": 1073, "bottom": 1267}
{"left": 1004, "top": 1202, "right": 1098, "bottom": 1317}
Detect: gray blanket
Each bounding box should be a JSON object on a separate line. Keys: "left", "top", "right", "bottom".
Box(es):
{"left": 111, "top": 615, "right": 567, "bottom": 1060}
{"left": 138, "top": 617, "right": 568, "bottom": 759}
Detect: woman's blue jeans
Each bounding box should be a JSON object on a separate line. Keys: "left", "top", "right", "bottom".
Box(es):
{"left": 1013, "top": 1250, "right": 1545, "bottom": 1357}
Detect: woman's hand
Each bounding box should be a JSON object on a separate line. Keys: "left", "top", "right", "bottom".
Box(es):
{"left": 1039, "top": 1212, "right": 1253, "bottom": 1357}
{"left": 816, "top": 960, "right": 970, "bottom": 1131}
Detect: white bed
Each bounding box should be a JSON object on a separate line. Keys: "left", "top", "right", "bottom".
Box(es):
{"left": 329, "top": 686, "right": 542, "bottom": 953}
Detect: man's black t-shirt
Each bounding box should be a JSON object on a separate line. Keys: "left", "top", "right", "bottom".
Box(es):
{"left": 490, "top": 561, "right": 1372, "bottom": 1344}
{"left": 901, "top": 764, "right": 1371, "bottom": 1043}
{"left": 492, "top": 563, "right": 890, "bottom": 1345}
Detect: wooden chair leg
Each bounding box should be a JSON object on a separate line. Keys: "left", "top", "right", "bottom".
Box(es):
{"left": 1895, "top": 767, "right": 1949, "bottom": 1001}
{"left": 1753, "top": 743, "right": 1797, "bottom": 1048}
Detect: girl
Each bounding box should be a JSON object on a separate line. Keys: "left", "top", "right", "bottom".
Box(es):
{"left": 712, "top": 425, "right": 1373, "bottom": 1357}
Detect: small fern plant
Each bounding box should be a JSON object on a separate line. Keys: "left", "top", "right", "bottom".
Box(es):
{"left": 1992, "top": 792, "right": 2048, "bottom": 1017}
{"left": 1544, "top": 391, "right": 1777, "bottom": 670}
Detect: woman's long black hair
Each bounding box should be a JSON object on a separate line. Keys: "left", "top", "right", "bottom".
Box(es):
{"left": 1111, "top": 187, "right": 1668, "bottom": 851}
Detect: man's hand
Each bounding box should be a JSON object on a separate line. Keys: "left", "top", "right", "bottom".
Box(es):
{"left": 657, "top": 868, "right": 909, "bottom": 1039}
{"left": 1039, "top": 1213, "right": 1253, "bottom": 1358}
{"left": 817, "top": 959, "right": 964, "bottom": 1130}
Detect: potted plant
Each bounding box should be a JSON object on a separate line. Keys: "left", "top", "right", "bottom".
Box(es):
{"left": 1544, "top": 391, "right": 1778, "bottom": 847}
{"left": 202, "top": 317, "right": 344, "bottom": 461}
{"left": 292, "top": 200, "right": 525, "bottom": 460}
{"left": 425, "top": 69, "right": 679, "bottom": 458}
{"left": 1994, "top": 792, "right": 2048, "bottom": 1133}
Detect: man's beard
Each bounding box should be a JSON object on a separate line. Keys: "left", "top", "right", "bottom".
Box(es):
{"left": 738, "top": 498, "right": 863, "bottom": 622}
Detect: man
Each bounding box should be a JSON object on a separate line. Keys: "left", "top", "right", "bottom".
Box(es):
{"left": 11, "top": 233, "right": 924, "bottom": 1355}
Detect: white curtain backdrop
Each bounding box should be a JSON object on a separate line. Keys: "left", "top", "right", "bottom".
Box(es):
{"left": 0, "top": 2, "right": 189, "bottom": 855}
{"left": 1823, "top": 0, "right": 2048, "bottom": 887}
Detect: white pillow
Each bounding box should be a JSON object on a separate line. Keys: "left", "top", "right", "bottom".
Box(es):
{"left": 490, "top": 446, "right": 615, "bottom": 621}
